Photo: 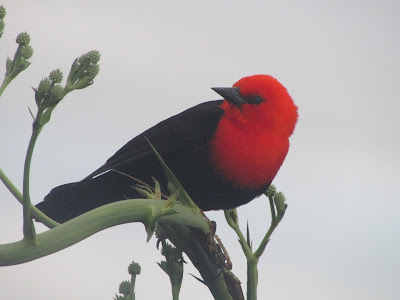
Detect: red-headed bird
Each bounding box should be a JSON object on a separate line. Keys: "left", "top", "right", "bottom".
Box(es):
{"left": 36, "top": 75, "right": 298, "bottom": 223}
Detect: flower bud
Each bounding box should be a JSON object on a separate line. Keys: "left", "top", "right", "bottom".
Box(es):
{"left": 16, "top": 32, "right": 30, "bottom": 46}
{"left": 265, "top": 185, "right": 276, "bottom": 198}
{"left": 0, "top": 6, "right": 6, "bottom": 19}
{"left": 49, "top": 69, "right": 63, "bottom": 83}
{"left": 87, "top": 64, "right": 99, "bottom": 78}
{"left": 118, "top": 280, "right": 131, "bottom": 296}
{"left": 38, "top": 78, "right": 51, "bottom": 93}
{"left": 50, "top": 85, "right": 64, "bottom": 101}
{"left": 274, "top": 191, "right": 286, "bottom": 215}
{"left": 128, "top": 261, "right": 141, "bottom": 275}
{"left": 77, "top": 53, "right": 88, "bottom": 65}
{"left": 86, "top": 50, "right": 100, "bottom": 64}
{"left": 21, "top": 45, "right": 34, "bottom": 59}
{"left": 225, "top": 209, "right": 239, "bottom": 227}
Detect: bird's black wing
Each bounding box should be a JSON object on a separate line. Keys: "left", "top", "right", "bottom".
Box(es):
{"left": 37, "top": 100, "right": 225, "bottom": 223}
{"left": 86, "top": 100, "right": 225, "bottom": 179}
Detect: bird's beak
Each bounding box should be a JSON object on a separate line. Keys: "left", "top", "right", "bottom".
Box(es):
{"left": 212, "top": 87, "right": 246, "bottom": 108}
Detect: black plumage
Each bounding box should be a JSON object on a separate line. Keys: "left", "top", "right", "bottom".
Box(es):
{"left": 36, "top": 100, "right": 263, "bottom": 223}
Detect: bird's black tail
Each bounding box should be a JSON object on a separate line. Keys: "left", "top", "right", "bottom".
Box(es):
{"left": 36, "top": 171, "right": 141, "bottom": 223}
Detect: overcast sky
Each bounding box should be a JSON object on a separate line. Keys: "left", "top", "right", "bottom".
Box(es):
{"left": 1, "top": 0, "right": 399, "bottom": 299}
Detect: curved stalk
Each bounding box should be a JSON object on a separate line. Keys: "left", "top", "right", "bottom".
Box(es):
{"left": 22, "top": 121, "right": 41, "bottom": 241}
{"left": 0, "top": 199, "right": 209, "bottom": 266}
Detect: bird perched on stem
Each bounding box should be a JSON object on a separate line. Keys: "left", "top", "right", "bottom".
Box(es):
{"left": 36, "top": 75, "right": 298, "bottom": 223}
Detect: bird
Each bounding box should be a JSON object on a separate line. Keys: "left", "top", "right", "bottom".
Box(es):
{"left": 36, "top": 74, "right": 298, "bottom": 223}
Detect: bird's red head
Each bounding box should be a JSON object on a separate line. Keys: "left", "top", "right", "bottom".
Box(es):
{"left": 210, "top": 74, "right": 298, "bottom": 189}
{"left": 214, "top": 74, "right": 298, "bottom": 138}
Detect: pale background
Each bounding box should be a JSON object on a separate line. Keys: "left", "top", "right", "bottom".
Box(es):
{"left": 0, "top": 0, "right": 399, "bottom": 299}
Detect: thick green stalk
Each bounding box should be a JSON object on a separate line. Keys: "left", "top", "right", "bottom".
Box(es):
{"left": 0, "top": 199, "right": 209, "bottom": 266}
{"left": 189, "top": 238, "right": 233, "bottom": 300}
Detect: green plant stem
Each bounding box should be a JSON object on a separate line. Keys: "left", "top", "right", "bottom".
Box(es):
{"left": 224, "top": 211, "right": 251, "bottom": 258}
{"left": 130, "top": 274, "right": 136, "bottom": 300}
{"left": 9, "top": 45, "right": 22, "bottom": 73}
{"left": 130, "top": 274, "right": 136, "bottom": 293}
{"left": 172, "top": 285, "right": 180, "bottom": 300}
{"left": 189, "top": 238, "right": 233, "bottom": 300}
{"left": 0, "top": 168, "right": 23, "bottom": 202}
{"left": 0, "top": 45, "right": 25, "bottom": 99}
{"left": 254, "top": 196, "right": 283, "bottom": 258}
{"left": 247, "top": 256, "right": 258, "bottom": 300}
{"left": 253, "top": 221, "right": 278, "bottom": 259}
{"left": 0, "top": 75, "right": 11, "bottom": 98}
{"left": 269, "top": 193, "right": 276, "bottom": 220}
{"left": 225, "top": 195, "right": 287, "bottom": 300}
{"left": 22, "top": 114, "right": 43, "bottom": 241}
{"left": 0, "top": 167, "right": 59, "bottom": 228}
{"left": 225, "top": 212, "right": 257, "bottom": 300}
{"left": 0, "top": 199, "right": 209, "bottom": 266}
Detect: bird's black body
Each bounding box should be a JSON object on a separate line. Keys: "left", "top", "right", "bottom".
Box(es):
{"left": 36, "top": 100, "right": 267, "bottom": 223}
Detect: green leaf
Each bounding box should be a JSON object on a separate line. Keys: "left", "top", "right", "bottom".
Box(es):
{"left": 246, "top": 221, "right": 252, "bottom": 250}
{"left": 39, "top": 106, "right": 56, "bottom": 127}
{"left": 6, "top": 57, "right": 13, "bottom": 73}
{"left": 15, "top": 60, "right": 31, "bottom": 73}
{"left": 152, "top": 177, "right": 162, "bottom": 199}
{"left": 65, "top": 58, "right": 79, "bottom": 85}
{"left": 133, "top": 185, "right": 155, "bottom": 199}
{"left": 157, "top": 261, "right": 168, "bottom": 274}
{"left": 145, "top": 222, "right": 156, "bottom": 242}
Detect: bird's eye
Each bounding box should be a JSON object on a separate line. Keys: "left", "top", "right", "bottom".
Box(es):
{"left": 246, "top": 95, "right": 264, "bottom": 105}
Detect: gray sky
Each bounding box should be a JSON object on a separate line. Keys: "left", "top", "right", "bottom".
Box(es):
{"left": 1, "top": 0, "right": 399, "bottom": 299}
